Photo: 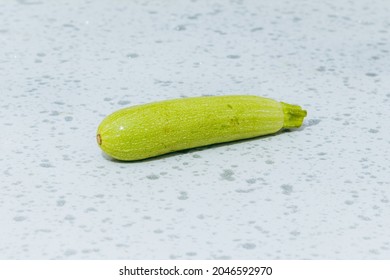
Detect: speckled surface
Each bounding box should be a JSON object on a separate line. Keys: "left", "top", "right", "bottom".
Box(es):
{"left": 1, "top": 0, "right": 389, "bottom": 259}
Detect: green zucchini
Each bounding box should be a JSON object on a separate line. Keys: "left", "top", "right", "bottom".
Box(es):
{"left": 96, "top": 95, "right": 307, "bottom": 161}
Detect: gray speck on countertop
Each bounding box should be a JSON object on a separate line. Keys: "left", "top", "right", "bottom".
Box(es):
{"left": 281, "top": 184, "right": 293, "bottom": 195}
{"left": 220, "top": 169, "right": 235, "bottom": 181}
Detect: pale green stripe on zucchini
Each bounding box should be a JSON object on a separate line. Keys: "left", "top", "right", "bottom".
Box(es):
{"left": 97, "top": 95, "right": 307, "bottom": 161}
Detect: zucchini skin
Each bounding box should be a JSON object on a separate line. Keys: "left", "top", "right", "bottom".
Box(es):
{"left": 97, "top": 95, "right": 306, "bottom": 161}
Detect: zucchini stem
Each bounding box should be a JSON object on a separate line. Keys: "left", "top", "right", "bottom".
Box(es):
{"left": 281, "top": 102, "right": 307, "bottom": 128}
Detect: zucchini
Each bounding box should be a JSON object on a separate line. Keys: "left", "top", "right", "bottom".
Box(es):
{"left": 96, "top": 95, "right": 307, "bottom": 161}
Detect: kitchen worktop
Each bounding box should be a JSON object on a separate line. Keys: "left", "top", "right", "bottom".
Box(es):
{"left": 1, "top": 0, "right": 389, "bottom": 259}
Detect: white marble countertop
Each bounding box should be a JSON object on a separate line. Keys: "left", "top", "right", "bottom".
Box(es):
{"left": 1, "top": 0, "right": 389, "bottom": 259}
